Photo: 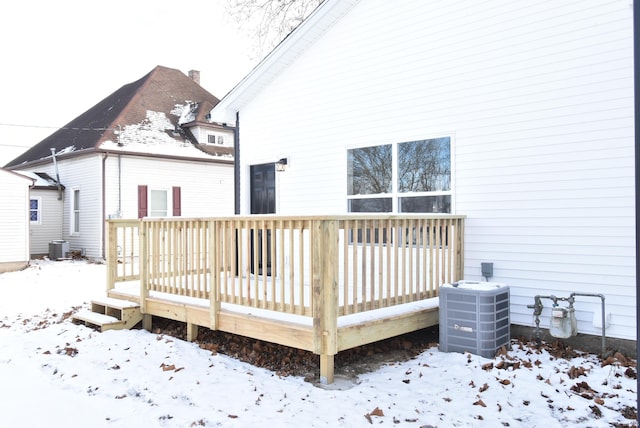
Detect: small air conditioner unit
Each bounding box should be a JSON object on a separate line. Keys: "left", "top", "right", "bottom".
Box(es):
{"left": 48, "top": 240, "right": 69, "bottom": 261}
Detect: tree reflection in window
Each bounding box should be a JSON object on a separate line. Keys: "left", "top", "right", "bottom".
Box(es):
{"left": 347, "top": 137, "right": 451, "bottom": 214}
{"left": 347, "top": 144, "right": 392, "bottom": 195}
{"left": 398, "top": 138, "right": 450, "bottom": 192}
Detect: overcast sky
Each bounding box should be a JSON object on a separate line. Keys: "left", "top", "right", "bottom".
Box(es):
{"left": 0, "top": 0, "right": 256, "bottom": 166}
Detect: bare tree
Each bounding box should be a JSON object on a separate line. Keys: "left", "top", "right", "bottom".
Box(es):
{"left": 225, "top": 0, "right": 324, "bottom": 60}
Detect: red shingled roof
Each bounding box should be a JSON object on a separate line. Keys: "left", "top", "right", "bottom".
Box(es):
{"left": 5, "top": 66, "right": 219, "bottom": 168}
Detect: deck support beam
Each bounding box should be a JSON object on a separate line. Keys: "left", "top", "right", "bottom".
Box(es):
{"left": 320, "top": 353, "right": 335, "bottom": 385}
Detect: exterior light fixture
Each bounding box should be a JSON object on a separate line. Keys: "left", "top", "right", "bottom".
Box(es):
{"left": 275, "top": 158, "right": 288, "bottom": 172}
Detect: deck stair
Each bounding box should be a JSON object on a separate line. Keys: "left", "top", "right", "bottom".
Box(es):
{"left": 72, "top": 297, "right": 142, "bottom": 332}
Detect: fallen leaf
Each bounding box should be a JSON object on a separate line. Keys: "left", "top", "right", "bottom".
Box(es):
{"left": 369, "top": 407, "right": 384, "bottom": 417}
{"left": 473, "top": 399, "right": 486, "bottom": 407}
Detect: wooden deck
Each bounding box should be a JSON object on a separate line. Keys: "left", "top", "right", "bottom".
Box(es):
{"left": 105, "top": 215, "right": 465, "bottom": 384}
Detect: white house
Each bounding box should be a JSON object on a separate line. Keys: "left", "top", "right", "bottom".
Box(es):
{"left": 208, "top": 0, "right": 636, "bottom": 344}
{"left": 0, "top": 169, "right": 34, "bottom": 272}
{"left": 6, "top": 66, "right": 234, "bottom": 260}
{"left": 17, "top": 171, "right": 64, "bottom": 257}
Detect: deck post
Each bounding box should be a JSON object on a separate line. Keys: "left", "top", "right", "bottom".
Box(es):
{"left": 106, "top": 220, "right": 116, "bottom": 292}
{"left": 456, "top": 218, "right": 465, "bottom": 282}
{"left": 139, "top": 220, "right": 149, "bottom": 320}
{"left": 186, "top": 323, "right": 198, "bottom": 342}
{"left": 209, "top": 219, "right": 220, "bottom": 330}
{"left": 312, "top": 219, "right": 339, "bottom": 384}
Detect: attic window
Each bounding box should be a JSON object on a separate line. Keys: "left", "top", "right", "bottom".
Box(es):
{"left": 207, "top": 134, "right": 225, "bottom": 145}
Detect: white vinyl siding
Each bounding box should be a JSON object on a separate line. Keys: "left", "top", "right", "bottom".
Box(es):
{"left": 17, "top": 155, "right": 105, "bottom": 259}
{"left": 103, "top": 156, "right": 233, "bottom": 221}
{"left": 0, "top": 170, "right": 32, "bottom": 269}
{"left": 18, "top": 154, "right": 233, "bottom": 259}
{"left": 28, "top": 190, "right": 64, "bottom": 256}
{"left": 231, "top": 1, "right": 634, "bottom": 340}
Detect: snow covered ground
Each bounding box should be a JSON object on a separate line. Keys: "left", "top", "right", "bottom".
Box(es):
{"left": 0, "top": 259, "right": 636, "bottom": 427}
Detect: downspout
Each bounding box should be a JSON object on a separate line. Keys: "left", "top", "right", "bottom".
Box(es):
{"left": 118, "top": 154, "right": 122, "bottom": 217}
{"left": 234, "top": 112, "right": 241, "bottom": 277}
{"left": 234, "top": 111, "right": 241, "bottom": 215}
{"left": 102, "top": 152, "right": 108, "bottom": 260}
{"left": 633, "top": 0, "right": 639, "bottom": 421}
{"left": 50, "top": 148, "right": 63, "bottom": 201}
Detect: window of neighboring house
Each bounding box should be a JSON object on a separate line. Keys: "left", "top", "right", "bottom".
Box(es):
{"left": 71, "top": 189, "right": 80, "bottom": 234}
{"left": 149, "top": 189, "right": 169, "bottom": 217}
{"left": 137, "top": 185, "right": 181, "bottom": 218}
{"left": 207, "top": 134, "right": 225, "bottom": 145}
{"left": 30, "top": 198, "right": 41, "bottom": 224}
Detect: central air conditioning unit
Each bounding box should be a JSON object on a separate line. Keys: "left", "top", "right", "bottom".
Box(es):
{"left": 439, "top": 281, "right": 510, "bottom": 358}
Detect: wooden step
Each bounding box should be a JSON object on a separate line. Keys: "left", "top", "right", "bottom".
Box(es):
{"left": 91, "top": 297, "right": 142, "bottom": 330}
{"left": 72, "top": 310, "right": 125, "bottom": 331}
{"left": 91, "top": 296, "right": 140, "bottom": 310}
{"left": 72, "top": 297, "right": 143, "bottom": 332}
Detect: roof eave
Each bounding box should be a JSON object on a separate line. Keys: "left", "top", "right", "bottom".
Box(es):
{"left": 94, "top": 148, "right": 234, "bottom": 165}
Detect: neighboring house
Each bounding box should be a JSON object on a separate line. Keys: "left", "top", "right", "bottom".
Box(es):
{"left": 208, "top": 1, "right": 636, "bottom": 344}
{"left": 5, "top": 66, "right": 234, "bottom": 260}
{"left": 18, "top": 171, "right": 64, "bottom": 257}
{"left": 0, "top": 169, "right": 34, "bottom": 272}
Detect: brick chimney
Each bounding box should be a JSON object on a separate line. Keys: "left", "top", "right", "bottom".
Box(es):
{"left": 188, "top": 70, "right": 200, "bottom": 85}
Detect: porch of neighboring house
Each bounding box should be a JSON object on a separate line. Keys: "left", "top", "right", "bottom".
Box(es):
{"left": 90, "top": 215, "right": 465, "bottom": 384}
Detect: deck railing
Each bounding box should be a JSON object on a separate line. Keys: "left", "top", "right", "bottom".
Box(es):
{"left": 106, "top": 219, "right": 141, "bottom": 290}
{"left": 107, "top": 215, "right": 465, "bottom": 318}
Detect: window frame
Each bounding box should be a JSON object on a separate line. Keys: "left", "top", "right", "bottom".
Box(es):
{"left": 30, "top": 197, "right": 42, "bottom": 225}
{"left": 148, "top": 187, "right": 173, "bottom": 218}
{"left": 71, "top": 188, "right": 80, "bottom": 234}
{"left": 346, "top": 136, "right": 453, "bottom": 213}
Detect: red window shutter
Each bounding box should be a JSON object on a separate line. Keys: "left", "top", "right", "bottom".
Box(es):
{"left": 138, "top": 185, "right": 148, "bottom": 218}
{"left": 172, "top": 186, "right": 181, "bottom": 216}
